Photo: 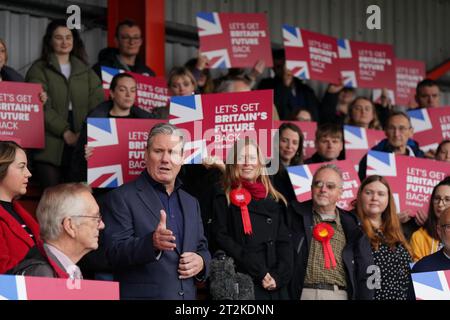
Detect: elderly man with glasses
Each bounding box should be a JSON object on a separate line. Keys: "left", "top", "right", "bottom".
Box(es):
{"left": 10, "top": 183, "right": 104, "bottom": 279}
{"left": 412, "top": 206, "right": 450, "bottom": 273}
{"left": 287, "top": 164, "right": 374, "bottom": 300}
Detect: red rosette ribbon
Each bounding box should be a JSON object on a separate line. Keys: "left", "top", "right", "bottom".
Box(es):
{"left": 230, "top": 188, "right": 252, "bottom": 235}
{"left": 312, "top": 222, "right": 336, "bottom": 269}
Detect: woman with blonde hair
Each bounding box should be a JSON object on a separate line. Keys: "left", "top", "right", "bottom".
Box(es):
{"left": 354, "top": 175, "right": 413, "bottom": 300}
{"left": 346, "top": 97, "right": 382, "bottom": 130}
{"left": 211, "top": 138, "right": 293, "bottom": 299}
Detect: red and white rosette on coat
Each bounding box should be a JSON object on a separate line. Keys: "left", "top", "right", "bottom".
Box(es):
{"left": 230, "top": 188, "right": 253, "bottom": 235}
{"left": 312, "top": 222, "right": 336, "bottom": 269}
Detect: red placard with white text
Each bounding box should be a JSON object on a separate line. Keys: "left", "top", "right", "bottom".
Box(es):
{"left": 366, "top": 150, "right": 450, "bottom": 214}
{"left": 101, "top": 66, "right": 169, "bottom": 113}
{"left": 373, "top": 59, "right": 426, "bottom": 107}
{"left": 286, "top": 160, "right": 360, "bottom": 210}
{"left": 344, "top": 125, "right": 385, "bottom": 169}
{"left": 274, "top": 120, "right": 317, "bottom": 160}
{"left": 87, "top": 118, "right": 165, "bottom": 188}
{"left": 0, "top": 274, "right": 119, "bottom": 300}
{"left": 408, "top": 106, "right": 450, "bottom": 152}
{"left": 169, "top": 90, "right": 274, "bottom": 163}
{"left": 337, "top": 39, "right": 396, "bottom": 90}
{"left": 0, "top": 81, "right": 44, "bottom": 148}
{"left": 196, "top": 12, "right": 273, "bottom": 68}
{"left": 283, "top": 25, "right": 340, "bottom": 83}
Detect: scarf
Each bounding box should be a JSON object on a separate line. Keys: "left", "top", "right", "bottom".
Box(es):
{"left": 237, "top": 179, "right": 267, "bottom": 200}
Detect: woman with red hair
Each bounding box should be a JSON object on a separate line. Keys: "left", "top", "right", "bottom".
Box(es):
{"left": 354, "top": 175, "right": 414, "bottom": 300}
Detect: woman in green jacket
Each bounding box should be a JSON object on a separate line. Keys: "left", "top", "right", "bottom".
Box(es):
{"left": 26, "top": 20, "right": 104, "bottom": 187}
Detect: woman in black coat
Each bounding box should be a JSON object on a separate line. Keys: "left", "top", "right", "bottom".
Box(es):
{"left": 272, "top": 122, "right": 304, "bottom": 203}
{"left": 211, "top": 139, "right": 294, "bottom": 300}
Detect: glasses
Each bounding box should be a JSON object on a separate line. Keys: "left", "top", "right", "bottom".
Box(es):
{"left": 71, "top": 215, "right": 103, "bottom": 226}
{"left": 386, "top": 126, "right": 411, "bottom": 133}
{"left": 312, "top": 180, "right": 340, "bottom": 190}
{"left": 432, "top": 197, "right": 450, "bottom": 206}
{"left": 119, "top": 35, "right": 142, "bottom": 42}
{"left": 440, "top": 224, "right": 450, "bottom": 233}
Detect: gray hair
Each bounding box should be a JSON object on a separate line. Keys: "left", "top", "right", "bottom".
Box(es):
{"left": 37, "top": 183, "right": 93, "bottom": 241}
{"left": 313, "top": 163, "right": 344, "bottom": 187}
{"left": 215, "top": 76, "right": 251, "bottom": 93}
{"left": 146, "top": 122, "right": 184, "bottom": 150}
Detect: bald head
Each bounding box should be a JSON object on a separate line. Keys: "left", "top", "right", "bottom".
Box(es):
{"left": 438, "top": 207, "right": 450, "bottom": 254}
{"left": 439, "top": 207, "right": 450, "bottom": 225}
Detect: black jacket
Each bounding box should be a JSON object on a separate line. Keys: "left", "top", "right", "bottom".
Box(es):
{"left": 271, "top": 165, "right": 297, "bottom": 203}
{"left": 258, "top": 76, "right": 320, "bottom": 121}
{"left": 92, "top": 47, "right": 156, "bottom": 78}
{"left": 304, "top": 151, "right": 345, "bottom": 164}
{"left": 0, "top": 65, "right": 24, "bottom": 82}
{"left": 211, "top": 188, "right": 294, "bottom": 300}
{"left": 287, "top": 200, "right": 375, "bottom": 300}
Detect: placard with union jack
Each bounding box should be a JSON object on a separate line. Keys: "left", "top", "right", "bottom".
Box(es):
{"left": 87, "top": 118, "right": 165, "bottom": 188}
{"left": 197, "top": 12, "right": 273, "bottom": 68}
{"left": 283, "top": 25, "right": 340, "bottom": 83}
{"left": 344, "top": 125, "right": 385, "bottom": 170}
{"left": 408, "top": 106, "right": 450, "bottom": 152}
{"left": 0, "top": 274, "right": 119, "bottom": 300}
{"left": 169, "top": 90, "right": 274, "bottom": 163}
{"left": 286, "top": 160, "right": 360, "bottom": 210}
{"left": 412, "top": 269, "right": 450, "bottom": 300}
{"left": 101, "top": 66, "right": 169, "bottom": 113}
{"left": 337, "top": 39, "right": 396, "bottom": 90}
{"left": 366, "top": 150, "right": 450, "bottom": 213}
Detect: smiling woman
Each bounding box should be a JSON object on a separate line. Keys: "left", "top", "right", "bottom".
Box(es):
{"left": 0, "top": 140, "right": 42, "bottom": 274}
{"left": 211, "top": 138, "right": 294, "bottom": 300}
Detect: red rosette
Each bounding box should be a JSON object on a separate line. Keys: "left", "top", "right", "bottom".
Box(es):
{"left": 312, "top": 222, "right": 336, "bottom": 269}
{"left": 230, "top": 188, "right": 253, "bottom": 235}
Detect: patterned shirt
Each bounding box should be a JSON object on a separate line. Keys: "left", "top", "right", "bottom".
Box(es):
{"left": 304, "top": 210, "right": 347, "bottom": 288}
{"left": 372, "top": 235, "right": 412, "bottom": 300}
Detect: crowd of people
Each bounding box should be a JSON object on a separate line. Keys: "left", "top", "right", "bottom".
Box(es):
{"left": 1, "top": 17, "right": 450, "bottom": 301}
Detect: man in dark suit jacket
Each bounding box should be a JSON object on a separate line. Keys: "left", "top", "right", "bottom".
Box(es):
{"left": 102, "top": 123, "right": 211, "bottom": 299}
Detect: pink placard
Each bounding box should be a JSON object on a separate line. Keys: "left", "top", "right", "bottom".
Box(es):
{"left": 373, "top": 59, "right": 426, "bottom": 106}
{"left": 367, "top": 150, "right": 450, "bottom": 213}
{"left": 283, "top": 25, "right": 340, "bottom": 84}
{"left": 101, "top": 66, "right": 169, "bottom": 113}
{"left": 169, "top": 90, "right": 274, "bottom": 162}
{"left": 337, "top": 39, "right": 396, "bottom": 90}
{"left": 197, "top": 12, "right": 273, "bottom": 68}
{"left": 0, "top": 274, "right": 119, "bottom": 300}
{"left": 344, "top": 125, "right": 385, "bottom": 168}
{"left": 87, "top": 118, "right": 165, "bottom": 188}
{"left": 408, "top": 106, "right": 450, "bottom": 152}
{"left": 0, "top": 82, "right": 44, "bottom": 148}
